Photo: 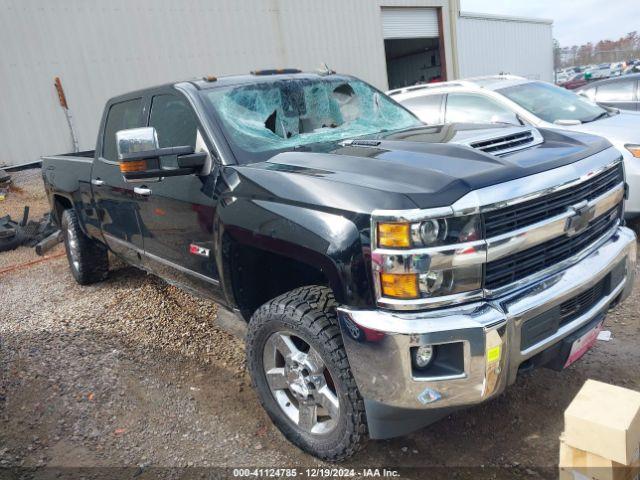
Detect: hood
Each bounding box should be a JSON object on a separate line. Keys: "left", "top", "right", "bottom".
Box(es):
{"left": 231, "top": 124, "right": 611, "bottom": 213}
{"left": 561, "top": 111, "right": 640, "bottom": 145}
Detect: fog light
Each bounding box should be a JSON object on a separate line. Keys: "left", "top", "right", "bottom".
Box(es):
{"left": 413, "top": 345, "right": 434, "bottom": 369}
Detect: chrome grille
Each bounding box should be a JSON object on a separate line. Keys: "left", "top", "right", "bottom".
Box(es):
{"left": 484, "top": 162, "right": 624, "bottom": 237}
{"left": 485, "top": 206, "right": 621, "bottom": 290}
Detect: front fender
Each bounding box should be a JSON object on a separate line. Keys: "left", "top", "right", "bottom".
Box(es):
{"left": 217, "top": 197, "right": 374, "bottom": 308}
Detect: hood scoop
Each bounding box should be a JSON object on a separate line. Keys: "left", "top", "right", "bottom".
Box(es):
{"left": 462, "top": 127, "right": 544, "bottom": 156}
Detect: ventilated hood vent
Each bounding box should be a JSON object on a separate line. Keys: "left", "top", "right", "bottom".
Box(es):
{"left": 464, "top": 127, "right": 544, "bottom": 156}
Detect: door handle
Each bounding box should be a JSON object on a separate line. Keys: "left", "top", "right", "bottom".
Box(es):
{"left": 91, "top": 178, "right": 105, "bottom": 186}
{"left": 133, "top": 186, "right": 152, "bottom": 196}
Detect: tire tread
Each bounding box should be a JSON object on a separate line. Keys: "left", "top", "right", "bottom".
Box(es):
{"left": 247, "top": 285, "right": 367, "bottom": 461}
{"left": 61, "top": 209, "right": 109, "bottom": 285}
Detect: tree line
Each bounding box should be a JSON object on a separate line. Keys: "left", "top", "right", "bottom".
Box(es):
{"left": 554, "top": 31, "right": 640, "bottom": 68}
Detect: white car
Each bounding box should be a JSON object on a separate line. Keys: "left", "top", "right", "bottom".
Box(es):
{"left": 388, "top": 75, "right": 640, "bottom": 217}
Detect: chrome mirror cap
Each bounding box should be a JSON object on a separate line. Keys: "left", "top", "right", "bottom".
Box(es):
{"left": 116, "top": 127, "right": 159, "bottom": 160}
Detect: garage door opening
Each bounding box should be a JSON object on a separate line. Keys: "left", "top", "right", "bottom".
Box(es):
{"left": 381, "top": 7, "right": 445, "bottom": 90}
{"left": 384, "top": 37, "right": 442, "bottom": 90}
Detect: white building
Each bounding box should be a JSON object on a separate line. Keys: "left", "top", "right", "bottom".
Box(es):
{"left": 0, "top": 0, "right": 553, "bottom": 166}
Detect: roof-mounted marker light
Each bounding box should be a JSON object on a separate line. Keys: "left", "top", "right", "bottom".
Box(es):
{"left": 250, "top": 68, "right": 302, "bottom": 76}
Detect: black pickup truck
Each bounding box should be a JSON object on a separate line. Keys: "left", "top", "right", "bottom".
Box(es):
{"left": 42, "top": 71, "right": 636, "bottom": 461}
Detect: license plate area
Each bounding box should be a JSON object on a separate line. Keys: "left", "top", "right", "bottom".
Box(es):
{"left": 524, "top": 313, "right": 606, "bottom": 372}
{"left": 563, "top": 318, "right": 604, "bottom": 368}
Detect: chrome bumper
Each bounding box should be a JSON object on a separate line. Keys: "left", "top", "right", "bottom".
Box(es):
{"left": 337, "top": 226, "right": 636, "bottom": 411}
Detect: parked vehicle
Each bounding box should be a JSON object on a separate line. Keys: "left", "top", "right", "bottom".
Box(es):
{"left": 577, "top": 73, "right": 640, "bottom": 111}
{"left": 562, "top": 73, "right": 589, "bottom": 90}
{"left": 586, "top": 64, "right": 613, "bottom": 81}
{"left": 42, "top": 71, "right": 636, "bottom": 460}
{"left": 389, "top": 75, "right": 640, "bottom": 219}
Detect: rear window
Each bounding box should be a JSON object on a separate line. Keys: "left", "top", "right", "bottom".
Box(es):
{"left": 102, "top": 98, "right": 142, "bottom": 161}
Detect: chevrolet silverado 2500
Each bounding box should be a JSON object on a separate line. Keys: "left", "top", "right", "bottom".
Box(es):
{"left": 42, "top": 71, "right": 636, "bottom": 460}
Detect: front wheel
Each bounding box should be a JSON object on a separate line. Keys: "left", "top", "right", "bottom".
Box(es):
{"left": 246, "top": 286, "right": 367, "bottom": 461}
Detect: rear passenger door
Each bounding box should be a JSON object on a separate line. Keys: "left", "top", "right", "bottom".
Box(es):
{"left": 136, "top": 92, "right": 223, "bottom": 300}
{"left": 91, "top": 98, "right": 145, "bottom": 266}
{"left": 595, "top": 80, "right": 637, "bottom": 110}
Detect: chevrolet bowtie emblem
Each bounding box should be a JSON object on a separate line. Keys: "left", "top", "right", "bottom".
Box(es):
{"left": 564, "top": 201, "right": 596, "bottom": 237}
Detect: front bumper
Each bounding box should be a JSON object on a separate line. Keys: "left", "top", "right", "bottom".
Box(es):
{"left": 338, "top": 226, "right": 636, "bottom": 436}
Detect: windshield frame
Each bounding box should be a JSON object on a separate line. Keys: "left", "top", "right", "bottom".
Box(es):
{"left": 497, "top": 81, "right": 608, "bottom": 124}
{"left": 197, "top": 75, "right": 422, "bottom": 164}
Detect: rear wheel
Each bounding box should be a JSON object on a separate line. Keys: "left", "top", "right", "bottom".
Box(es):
{"left": 246, "top": 286, "right": 367, "bottom": 461}
{"left": 61, "top": 209, "right": 109, "bottom": 285}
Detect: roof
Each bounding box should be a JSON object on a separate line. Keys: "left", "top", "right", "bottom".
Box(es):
{"left": 189, "top": 71, "right": 354, "bottom": 90}
{"left": 387, "top": 75, "right": 532, "bottom": 96}
{"left": 459, "top": 11, "right": 553, "bottom": 25}
{"left": 576, "top": 72, "right": 640, "bottom": 91}
{"left": 109, "top": 71, "right": 354, "bottom": 103}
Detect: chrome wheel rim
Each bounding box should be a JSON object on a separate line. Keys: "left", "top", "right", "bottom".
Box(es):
{"left": 263, "top": 331, "right": 340, "bottom": 435}
{"left": 64, "top": 224, "right": 80, "bottom": 271}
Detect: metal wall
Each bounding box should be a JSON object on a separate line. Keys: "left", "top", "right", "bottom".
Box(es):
{"left": 456, "top": 12, "right": 553, "bottom": 83}
{"left": 0, "top": 0, "right": 454, "bottom": 166}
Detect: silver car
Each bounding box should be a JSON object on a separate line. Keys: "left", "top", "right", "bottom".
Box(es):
{"left": 389, "top": 76, "right": 640, "bottom": 217}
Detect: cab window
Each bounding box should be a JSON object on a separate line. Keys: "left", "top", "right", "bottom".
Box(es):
{"left": 400, "top": 94, "right": 443, "bottom": 124}
{"left": 149, "top": 94, "right": 198, "bottom": 167}
{"left": 102, "top": 98, "right": 143, "bottom": 162}
{"left": 445, "top": 93, "right": 513, "bottom": 124}
{"left": 596, "top": 81, "right": 635, "bottom": 102}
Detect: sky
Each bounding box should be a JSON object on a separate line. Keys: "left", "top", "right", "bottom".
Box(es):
{"left": 460, "top": 0, "right": 640, "bottom": 47}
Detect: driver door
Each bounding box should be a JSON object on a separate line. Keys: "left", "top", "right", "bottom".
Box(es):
{"left": 136, "top": 92, "right": 223, "bottom": 300}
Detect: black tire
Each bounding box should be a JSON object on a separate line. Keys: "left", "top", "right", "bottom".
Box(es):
{"left": 246, "top": 286, "right": 367, "bottom": 461}
{"left": 61, "top": 209, "right": 109, "bottom": 285}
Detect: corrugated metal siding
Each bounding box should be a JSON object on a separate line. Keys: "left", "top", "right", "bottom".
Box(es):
{"left": 456, "top": 13, "right": 553, "bottom": 83}
{"left": 0, "top": 0, "right": 453, "bottom": 166}
{"left": 381, "top": 7, "right": 439, "bottom": 39}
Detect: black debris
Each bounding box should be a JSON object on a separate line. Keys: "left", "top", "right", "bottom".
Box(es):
{"left": 0, "top": 207, "right": 57, "bottom": 253}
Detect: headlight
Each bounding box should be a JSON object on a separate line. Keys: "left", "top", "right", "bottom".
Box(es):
{"left": 372, "top": 214, "right": 484, "bottom": 304}
{"left": 625, "top": 144, "right": 640, "bottom": 158}
{"left": 377, "top": 214, "right": 481, "bottom": 249}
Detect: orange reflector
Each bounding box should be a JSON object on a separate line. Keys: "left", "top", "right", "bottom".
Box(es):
{"left": 119, "top": 160, "right": 147, "bottom": 173}
{"left": 380, "top": 273, "right": 419, "bottom": 299}
{"left": 377, "top": 223, "right": 411, "bottom": 248}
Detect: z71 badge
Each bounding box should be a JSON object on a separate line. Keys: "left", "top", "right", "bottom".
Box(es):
{"left": 189, "top": 244, "right": 210, "bottom": 258}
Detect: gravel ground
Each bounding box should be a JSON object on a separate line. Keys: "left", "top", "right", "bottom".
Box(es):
{"left": 1, "top": 170, "right": 639, "bottom": 479}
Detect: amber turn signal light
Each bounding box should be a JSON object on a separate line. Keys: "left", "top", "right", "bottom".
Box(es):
{"left": 380, "top": 273, "right": 420, "bottom": 299}
{"left": 119, "top": 160, "right": 147, "bottom": 173}
{"left": 377, "top": 223, "right": 411, "bottom": 248}
{"left": 626, "top": 144, "right": 640, "bottom": 158}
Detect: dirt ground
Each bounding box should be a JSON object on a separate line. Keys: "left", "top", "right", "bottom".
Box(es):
{"left": 1, "top": 170, "right": 639, "bottom": 479}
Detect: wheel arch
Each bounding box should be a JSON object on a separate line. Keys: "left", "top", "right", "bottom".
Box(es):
{"left": 217, "top": 199, "right": 374, "bottom": 321}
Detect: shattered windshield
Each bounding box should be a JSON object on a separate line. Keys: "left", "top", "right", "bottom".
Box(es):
{"left": 201, "top": 77, "right": 421, "bottom": 162}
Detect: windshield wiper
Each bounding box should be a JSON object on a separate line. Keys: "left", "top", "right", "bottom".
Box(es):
{"left": 583, "top": 111, "right": 609, "bottom": 123}
{"left": 292, "top": 145, "right": 311, "bottom": 151}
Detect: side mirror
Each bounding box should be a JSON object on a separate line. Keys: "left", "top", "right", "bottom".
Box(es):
{"left": 490, "top": 112, "right": 521, "bottom": 126}
{"left": 116, "top": 127, "right": 207, "bottom": 182}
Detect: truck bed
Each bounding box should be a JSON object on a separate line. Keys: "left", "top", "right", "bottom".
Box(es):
{"left": 42, "top": 151, "right": 95, "bottom": 197}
